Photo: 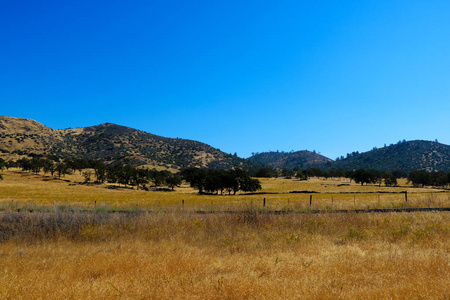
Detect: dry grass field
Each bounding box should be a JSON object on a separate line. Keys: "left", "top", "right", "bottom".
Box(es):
{"left": 1, "top": 169, "right": 449, "bottom": 211}
{"left": 0, "top": 169, "right": 449, "bottom": 299}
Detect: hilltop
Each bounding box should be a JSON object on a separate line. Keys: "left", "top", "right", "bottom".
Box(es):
{"left": 0, "top": 116, "right": 248, "bottom": 169}
{"left": 247, "top": 140, "right": 450, "bottom": 172}
{"left": 248, "top": 150, "right": 333, "bottom": 169}
{"left": 324, "top": 140, "right": 450, "bottom": 172}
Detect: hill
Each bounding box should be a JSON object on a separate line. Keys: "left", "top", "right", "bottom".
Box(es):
{"left": 248, "top": 150, "right": 333, "bottom": 169}
{"left": 325, "top": 140, "right": 450, "bottom": 172}
{"left": 2, "top": 117, "right": 449, "bottom": 172}
{"left": 0, "top": 116, "right": 249, "bottom": 169}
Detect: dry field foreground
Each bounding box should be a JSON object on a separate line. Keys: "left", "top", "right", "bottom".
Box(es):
{"left": 0, "top": 170, "right": 449, "bottom": 299}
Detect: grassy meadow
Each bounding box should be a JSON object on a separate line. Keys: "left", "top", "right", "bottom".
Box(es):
{"left": 1, "top": 169, "right": 449, "bottom": 211}
{"left": 0, "top": 169, "right": 449, "bottom": 299}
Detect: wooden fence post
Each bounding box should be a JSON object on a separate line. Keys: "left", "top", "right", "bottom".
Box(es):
{"left": 404, "top": 191, "right": 408, "bottom": 203}
{"left": 310, "top": 195, "right": 312, "bottom": 208}
{"left": 263, "top": 198, "right": 266, "bottom": 207}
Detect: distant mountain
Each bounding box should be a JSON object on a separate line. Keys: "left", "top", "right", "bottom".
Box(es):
{"left": 325, "top": 140, "right": 450, "bottom": 172}
{"left": 248, "top": 140, "right": 450, "bottom": 172}
{"left": 0, "top": 116, "right": 249, "bottom": 169}
{"left": 248, "top": 150, "right": 333, "bottom": 169}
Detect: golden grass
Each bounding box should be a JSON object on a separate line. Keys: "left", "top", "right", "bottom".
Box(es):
{"left": 1, "top": 169, "right": 449, "bottom": 211}
{"left": 0, "top": 211, "right": 449, "bottom": 299}
{"left": 0, "top": 169, "right": 449, "bottom": 299}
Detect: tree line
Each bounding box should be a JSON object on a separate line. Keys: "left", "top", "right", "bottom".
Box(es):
{"left": 181, "top": 167, "right": 261, "bottom": 195}
{"left": 346, "top": 169, "right": 450, "bottom": 188}
{"left": 251, "top": 165, "right": 450, "bottom": 188}
{"left": 251, "top": 166, "right": 403, "bottom": 186}
{"left": 407, "top": 170, "right": 450, "bottom": 188}
{"left": 3, "top": 156, "right": 450, "bottom": 190}
{"left": 0, "top": 157, "right": 261, "bottom": 194}
{"left": 87, "top": 161, "right": 183, "bottom": 191}
{"left": 1, "top": 157, "right": 182, "bottom": 191}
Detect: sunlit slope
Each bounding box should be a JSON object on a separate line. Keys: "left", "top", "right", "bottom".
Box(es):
{"left": 0, "top": 116, "right": 248, "bottom": 169}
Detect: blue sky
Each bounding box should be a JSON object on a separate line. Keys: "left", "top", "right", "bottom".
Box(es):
{"left": 1, "top": 1, "right": 450, "bottom": 159}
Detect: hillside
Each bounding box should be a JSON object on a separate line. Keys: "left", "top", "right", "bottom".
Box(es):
{"left": 325, "top": 140, "right": 450, "bottom": 172}
{"left": 248, "top": 150, "right": 333, "bottom": 169}
{"left": 0, "top": 116, "right": 248, "bottom": 169}
{"left": 2, "top": 117, "right": 450, "bottom": 172}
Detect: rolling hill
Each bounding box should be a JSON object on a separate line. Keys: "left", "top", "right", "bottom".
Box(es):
{"left": 0, "top": 116, "right": 249, "bottom": 169}
{"left": 247, "top": 140, "right": 450, "bottom": 172}
{"left": 248, "top": 150, "right": 333, "bottom": 169}
{"left": 324, "top": 140, "right": 450, "bottom": 172}
{"left": 2, "top": 117, "right": 450, "bottom": 172}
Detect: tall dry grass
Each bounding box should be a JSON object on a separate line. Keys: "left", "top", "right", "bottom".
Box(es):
{"left": 0, "top": 209, "right": 448, "bottom": 299}
{"left": 0, "top": 169, "right": 449, "bottom": 298}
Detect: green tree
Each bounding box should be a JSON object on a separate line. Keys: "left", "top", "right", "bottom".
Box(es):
{"left": 431, "top": 171, "right": 448, "bottom": 187}
{"left": 333, "top": 169, "right": 346, "bottom": 178}
{"left": 83, "top": 170, "right": 92, "bottom": 183}
{"left": 407, "top": 170, "right": 431, "bottom": 188}
{"left": 42, "top": 158, "right": 55, "bottom": 175}
{"left": 239, "top": 176, "right": 262, "bottom": 193}
{"left": 351, "top": 169, "right": 380, "bottom": 186}
{"left": 0, "top": 158, "right": 4, "bottom": 180}
{"left": 255, "top": 167, "right": 275, "bottom": 178}
{"left": 30, "top": 158, "right": 44, "bottom": 175}
{"left": 295, "top": 171, "right": 308, "bottom": 181}
{"left": 306, "top": 168, "right": 324, "bottom": 178}
{"left": 122, "top": 164, "right": 135, "bottom": 187}
{"left": 182, "top": 168, "right": 261, "bottom": 195}
{"left": 281, "top": 168, "right": 295, "bottom": 178}
{"left": 166, "top": 174, "right": 182, "bottom": 191}
{"left": 55, "top": 162, "right": 69, "bottom": 178}
{"left": 106, "top": 164, "right": 120, "bottom": 185}
{"left": 187, "top": 169, "right": 207, "bottom": 193}
{"left": 204, "top": 169, "right": 225, "bottom": 194}
{"left": 229, "top": 168, "right": 261, "bottom": 195}
{"left": 92, "top": 160, "right": 106, "bottom": 183}
{"left": 5, "top": 160, "right": 16, "bottom": 170}
{"left": 17, "top": 158, "right": 32, "bottom": 172}
{"left": 383, "top": 172, "right": 398, "bottom": 187}
{"left": 392, "top": 170, "right": 407, "bottom": 179}
{"left": 149, "top": 169, "right": 166, "bottom": 188}
{"left": 132, "top": 168, "right": 149, "bottom": 190}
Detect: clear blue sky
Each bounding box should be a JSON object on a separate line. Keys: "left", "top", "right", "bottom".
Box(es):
{"left": 1, "top": 1, "right": 450, "bottom": 159}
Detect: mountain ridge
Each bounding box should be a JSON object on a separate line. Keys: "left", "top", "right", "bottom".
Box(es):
{"left": 0, "top": 116, "right": 248, "bottom": 169}
{"left": 248, "top": 140, "right": 450, "bottom": 172}
{"left": 1, "top": 116, "right": 450, "bottom": 172}
{"left": 324, "top": 140, "right": 450, "bottom": 172}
